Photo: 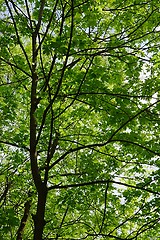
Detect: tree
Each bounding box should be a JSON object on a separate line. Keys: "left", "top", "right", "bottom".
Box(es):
{"left": 0, "top": 0, "right": 160, "bottom": 239}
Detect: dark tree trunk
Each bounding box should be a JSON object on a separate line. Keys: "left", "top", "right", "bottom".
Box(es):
{"left": 33, "top": 184, "right": 47, "bottom": 240}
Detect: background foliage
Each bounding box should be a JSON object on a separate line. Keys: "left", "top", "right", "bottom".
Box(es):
{"left": 0, "top": 0, "right": 160, "bottom": 239}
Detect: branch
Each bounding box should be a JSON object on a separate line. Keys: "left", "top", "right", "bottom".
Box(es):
{"left": 59, "top": 91, "right": 153, "bottom": 99}
{"left": 8, "top": 0, "right": 29, "bottom": 20}
{"left": 48, "top": 179, "right": 160, "bottom": 196}
{"left": 36, "top": 0, "right": 59, "bottom": 53}
{"left": 35, "top": 0, "right": 45, "bottom": 35}
{"left": 134, "top": 218, "right": 160, "bottom": 239}
{"left": 36, "top": 0, "right": 75, "bottom": 144}
{"left": 16, "top": 198, "right": 32, "bottom": 240}
{"left": 55, "top": 206, "right": 69, "bottom": 240}
{"left": 110, "top": 139, "right": 160, "bottom": 156}
{"left": 88, "top": 233, "right": 132, "bottom": 240}
{"left": 108, "top": 203, "right": 145, "bottom": 236}
{"left": 0, "top": 178, "right": 11, "bottom": 206}
{"left": 99, "top": 181, "right": 109, "bottom": 234}
{"left": 49, "top": 99, "right": 160, "bottom": 169}
{"left": 53, "top": 57, "right": 94, "bottom": 121}
{"left": 0, "top": 57, "right": 31, "bottom": 77}
{"left": 51, "top": 0, "right": 74, "bottom": 102}
{"left": 4, "top": 0, "right": 32, "bottom": 72}
{"left": 24, "top": 0, "right": 33, "bottom": 30}
{"left": 103, "top": 3, "right": 148, "bottom": 11}
{"left": 127, "top": 7, "right": 157, "bottom": 39}
{"left": 107, "top": 100, "right": 160, "bottom": 142}
{"left": 0, "top": 140, "right": 30, "bottom": 151}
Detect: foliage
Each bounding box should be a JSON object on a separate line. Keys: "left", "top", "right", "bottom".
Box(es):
{"left": 0, "top": 0, "right": 160, "bottom": 239}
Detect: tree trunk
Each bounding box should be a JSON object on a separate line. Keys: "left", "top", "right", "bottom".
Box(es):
{"left": 33, "top": 184, "right": 47, "bottom": 240}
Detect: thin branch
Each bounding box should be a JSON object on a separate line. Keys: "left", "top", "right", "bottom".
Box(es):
{"left": 48, "top": 179, "right": 160, "bottom": 195}
{"left": 110, "top": 139, "right": 160, "bottom": 156}
{"left": 36, "top": 0, "right": 59, "bottom": 53}
{"left": 103, "top": 2, "right": 150, "bottom": 12}
{"left": 51, "top": 0, "right": 74, "bottom": 103}
{"left": 58, "top": 91, "right": 154, "bottom": 99}
{"left": 134, "top": 218, "right": 160, "bottom": 239}
{"left": 55, "top": 206, "right": 69, "bottom": 240}
{"left": 5, "top": 0, "right": 32, "bottom": 72}
{"left": 42, "top": 53, "right": 57, "bottom": 92}
{"left": 49, "top": 99, "right": 160, "bottom": 169}
{"left": 9, "top": 0, "right": 29, "bottom": 19}
{"left": 53, "top": 57, "right": 94, "bottom": 121}
{"left": 88, "top": 233, "right": 132, "bottom": 240}
{"left": 0, "top": 57, "right": 31, "bottom": 77}
{"left": 24, "top": 0, "right": 33, "bottom": 30}
{"left": 107, "top": 100, "right": 160, "bottom": 142}
{"left": 37, "top": 32, "right": 47, "bottom": 83}
{"left": 127, "top": 7, "right": 157, "bottom": 39}
{"left": 99, "top": 181, "right": 109, "bottom": 234}
{"left": 44, "top": 90, "right": 59, "bottom": 184}
{"left": 36, "top": 0, "right": 74, "bottom": 144}
{"left": 0, "top": 140, "right": 30, "bottom": 151}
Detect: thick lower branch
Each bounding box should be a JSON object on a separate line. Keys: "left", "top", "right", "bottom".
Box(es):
{"left": 16, "top": 199, "right": 32, "bottom": 240}
{"left": 0, "top": 178, "right": 11, "bottom": 206}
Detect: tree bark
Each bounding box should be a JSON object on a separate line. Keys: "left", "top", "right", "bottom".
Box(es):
{"left": 33, "top": 183, "right": 47, "bottom": 240}
{"left": 16, "top": 199, "right": 32, "bottom": 240}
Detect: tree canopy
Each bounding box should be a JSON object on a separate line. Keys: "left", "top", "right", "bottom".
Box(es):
{"left": 0, "top": 0, "right": 160, "bottom": 239}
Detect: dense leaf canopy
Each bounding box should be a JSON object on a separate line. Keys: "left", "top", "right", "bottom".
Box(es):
{"left": 0, "top": 0, "right": 160, "bottom": 239}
